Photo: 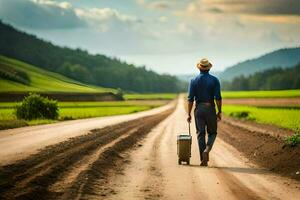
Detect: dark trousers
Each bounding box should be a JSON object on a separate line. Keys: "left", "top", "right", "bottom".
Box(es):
{"left": 194, "top": 104, "right": 218, "bottom": 161}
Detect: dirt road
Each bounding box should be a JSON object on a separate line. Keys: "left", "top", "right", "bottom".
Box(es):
{"left": 1, "top": 96, "right": 299, "bottom": 199}
{"left": 102, "top": 96, "right": 300, "bottom": 200}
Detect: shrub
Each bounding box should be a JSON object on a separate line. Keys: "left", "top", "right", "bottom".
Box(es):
{"left": 229, "top": 111, "right": 255, "bottom": 120}
{"left": 284, "top": 132, "right": 300, "bottom": 146}
{"left": 15, "top": 93, "right": 59, "bottom": 120}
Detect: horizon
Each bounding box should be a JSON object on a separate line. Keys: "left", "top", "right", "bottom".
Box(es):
{"left": 0, "top": 0, "right": 299, "bottom": 75}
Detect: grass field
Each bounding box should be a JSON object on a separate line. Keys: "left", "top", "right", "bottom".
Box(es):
{"left": 0, "top": 100, "right": 168, "bottom": 129}
{"left": 124, "top": 93, "right": 178, "bottom": 100}
{"left": 222, "top": 90, "right": 300, "bottom": 99}
{"left": 0, "top": 55, "right": 114, "bottom": 93}
{"left": 223, "top": 105, "right": 300, "bottom": 132}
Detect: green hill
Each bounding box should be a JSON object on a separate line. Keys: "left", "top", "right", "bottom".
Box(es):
{"left": 0, "top": 55, "right": 114, "bottom": 93}
{"left": 220, "top": 47, "right": 300, "bottom": 80}
{"left": 222, "top": 63, "right": 300, "bottom": 90}
{"left": 0, "top": 21, "right": 183, "bottom": 93}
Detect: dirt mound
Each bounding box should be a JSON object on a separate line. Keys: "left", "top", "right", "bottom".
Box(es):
{"left": 219, "top": 118, "right": 300, "bottom": 181}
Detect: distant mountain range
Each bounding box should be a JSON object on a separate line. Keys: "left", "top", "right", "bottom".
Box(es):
{"left": 0, "top": 20, "right": 184, "bottom": 93}
{"left": 176, "top": 71, "right": 221, "bottom": 83}
{"left": 219, "top": 47, "right": 300, "bottom": 80}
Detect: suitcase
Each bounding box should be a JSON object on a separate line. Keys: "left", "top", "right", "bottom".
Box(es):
{"left": 177, "top": 123, "right": 192, "bottom": 165}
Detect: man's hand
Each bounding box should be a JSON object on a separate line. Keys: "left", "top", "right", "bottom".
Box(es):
{"left": 217, "top": 112, "right": 222, "bottom": 121}
{"left": 187, "top": 114, "right": 192, "bottom": 123}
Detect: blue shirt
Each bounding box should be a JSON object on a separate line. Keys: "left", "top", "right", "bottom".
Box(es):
{"left": 188, "top": 71, "right": 222, "bottom": 104}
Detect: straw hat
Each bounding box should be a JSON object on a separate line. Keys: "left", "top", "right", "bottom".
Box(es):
{"left": 197, "top": 58, "right": 212, "bottom": 70}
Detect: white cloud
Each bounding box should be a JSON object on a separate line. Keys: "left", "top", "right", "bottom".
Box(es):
{"left": 75, "top": 8, "right": 138, "bottom": 23}
{"left": 31, "top": 0, "right": 72, "bottom": 9}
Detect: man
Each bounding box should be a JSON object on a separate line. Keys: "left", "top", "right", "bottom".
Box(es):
{"left": 187, "top": 58, "right": 222, "bottom": 166}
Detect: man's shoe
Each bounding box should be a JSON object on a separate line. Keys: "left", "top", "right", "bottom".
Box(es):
{"left": 204, "top": 145, "right": 211, "bottom": 161}
{"left": 201, "top": 152, "right": 208, "bottom": 166}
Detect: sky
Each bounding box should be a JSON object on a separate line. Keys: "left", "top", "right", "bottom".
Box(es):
{"left": 0, "top": 0, "right": 300, "bottom": 75}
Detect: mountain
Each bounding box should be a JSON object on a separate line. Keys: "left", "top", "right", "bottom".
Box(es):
{"left": 219, "top": 47, "right": 300, "bottom": 80}
{"left": 176, "top": 71, "right": 222, "bottom": 83}
{"left": 176, "top": 74, "right": 197, "bottom": 83}
{"left": 0, "top": 21, "right": 183, "bottom": 93}
{"left": 0, "top": 55, "right": 114, "bottom": 93}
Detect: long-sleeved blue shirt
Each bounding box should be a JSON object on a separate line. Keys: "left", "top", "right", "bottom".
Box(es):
{"left": 187, "top": 71, "right": 222, "bottom": 104}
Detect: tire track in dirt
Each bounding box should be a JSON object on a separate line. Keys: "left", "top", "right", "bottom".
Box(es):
{"left": 49, "top": 127, "right": 139, "bottom": 194}
{"left": 138, "top": 121, "right": 170, "bottom": 200}
{"left": 0, "top": 107, "right": 174, "bottom": 200}
{"left": 95, "top": 110, "right": 176, "bottom": 200}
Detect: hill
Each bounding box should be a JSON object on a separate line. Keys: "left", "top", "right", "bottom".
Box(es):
{"left": 0, "top": 21, "right": 183, "bottom": 93}
{"left": 220, "top": 47, "right": 300, "bottom": 80}
{"left": 0, "top": 55, "right": 114, "bottom": 93}
{"left": 222, "top": 63, "right": 300, "bottom": 91}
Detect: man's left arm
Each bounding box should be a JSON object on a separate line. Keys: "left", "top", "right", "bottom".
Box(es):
{"left": 214, "top": 79, "right": 222, "bottom": 120}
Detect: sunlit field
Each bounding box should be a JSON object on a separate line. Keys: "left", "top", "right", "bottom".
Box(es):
{"left": 223, "top": 105, "right": 300, "bottom": 132}
{"left": 222, "top": 90, "right": 300, "bottom": 99}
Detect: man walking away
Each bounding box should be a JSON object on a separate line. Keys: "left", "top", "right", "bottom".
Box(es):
{"left": 187, "top": 58, "right": 222, "bottom": 166}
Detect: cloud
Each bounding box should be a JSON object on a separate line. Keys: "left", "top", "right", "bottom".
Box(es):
{"left": 149, "top": 1, "right": 171, "bottom": 10}
{"left": 74, "top": 7, "right": 142, "bottom": 34}
{"left": 75, "top": 8, "right": 138, "bottom": 24}
{"left": 203, "top": 0, "right": 300, "bottom": 16}
{"left": 0, "top": 0, "right": 86, "bottom": 29}
{"left": 136, "top": 0, "right": 185, "bottom": 11}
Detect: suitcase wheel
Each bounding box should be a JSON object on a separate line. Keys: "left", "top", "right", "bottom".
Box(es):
{"left": 178, "top": 159, "right": 181, "bottom": 165}
{"left": 187, "top": 160, "right": 190, "bottom": 165}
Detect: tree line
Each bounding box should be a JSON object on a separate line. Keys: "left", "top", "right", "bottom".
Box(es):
{"left": 222, "top": 63, "right": 300, "bottom": 90}
{"left": 0, "top": 21, "right": 185, "bottom": 93}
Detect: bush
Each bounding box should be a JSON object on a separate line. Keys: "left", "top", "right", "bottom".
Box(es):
{"left": 15, "top": 93, "right": 59, "bottom": 120}
{"left": 229, "top": 111, "right": 255, "bottom": 120}
{"left": 284, "top": 132, "right": 300, "bottom": 146}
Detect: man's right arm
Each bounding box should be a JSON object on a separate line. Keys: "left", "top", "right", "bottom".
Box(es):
{"left": 216, "top": 99, "right": 222, "bottom": 120}
{"left": 187, "top": 80, "right": 195, "bottom": 123}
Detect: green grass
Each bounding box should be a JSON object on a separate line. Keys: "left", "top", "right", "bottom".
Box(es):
{"left": 222, "top": 90, "right": 300, "bottom": 99}
{"left": 124, "top": 93, "right": 177, "bottom": 100}
{"left": 223, "top": 105, "right": 300, "bottom": 132}
{"left": 0, "top": 55, "right": 114, "bottom": 93}
{"left": 0, "top": 100, "right": 166, "bottom": 129}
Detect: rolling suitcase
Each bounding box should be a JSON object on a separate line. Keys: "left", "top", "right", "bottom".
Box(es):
{"left": 177, "top": 122, "right": 192, "bottom": 165}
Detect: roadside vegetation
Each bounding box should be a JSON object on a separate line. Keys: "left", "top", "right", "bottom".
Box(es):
{"left": 223, "top": 105, "right": 300, "bottom": 132}
{"left": 0, "top": 98, "right": 169, "bottom": 130}
{"left": 15, "top": 93, "right": 59, "bottom": 120}
{"left": 284, "top": 132, "right": 300, "bottom": 146}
